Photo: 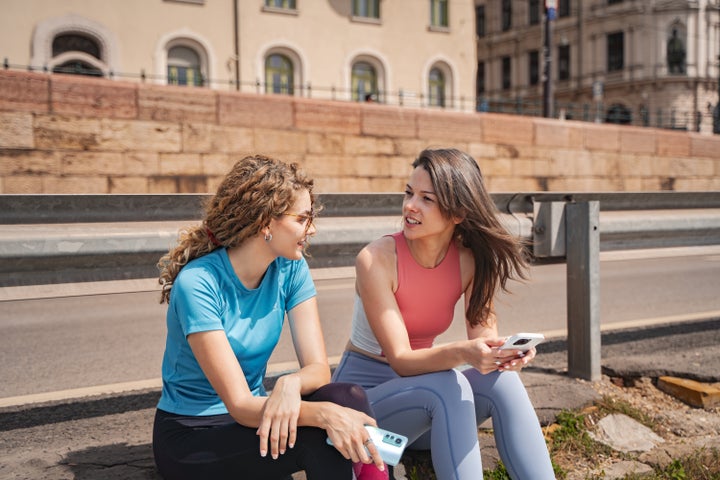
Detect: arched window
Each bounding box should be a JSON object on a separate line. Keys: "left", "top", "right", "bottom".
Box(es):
{"left": 51, "top": 33, "right": 104, "bottom": 76}
{"left": 265, "top": 54, "right": 294, "bottom": 95}
{"left": 351, "top": 61, "right": 377, "bottom": 102}
{"left": 167, "top": 46, "right": 204, "bottom": 86}
{"left": 606, "top": 104, "right": 632, "bottom": 125}
{"left": 428, "top": 67, "right": 445, "bottom": 107}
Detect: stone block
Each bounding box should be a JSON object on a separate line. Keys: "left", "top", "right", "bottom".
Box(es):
{"left": 0, "top": 112, "right": 33, "bottom": 148}
{"left": 392, "top": 138, "right": 430, "bottom": 157}
{"left": 254, "top": 128, "right": 307, "bottom": 154}
{"left": 344, "top": 136, "right": 395, "bottom": 155}
{"left": 34, "top": 115, "right": 102, "bottom": 150}
{"left": 218, "top": 91, "right": 293, "bottom": 129}
{"left": 109, "top": 176, "right": 149, "bottom": 193}
{"left": 354, "top": 155, "right": 396, "bottom": 177}
{"left": 0, "top": 149, "right": 60, "bottom": 175}
{"left": 61, "top": 151, "right": 125, "bottom": 175}
{"left": 99, "top": 119, "right": 181, "bottom": 152}
{"left": 619, "top": 127, "right": 657, "bottom": 154}
{"left": 481, "top": 113, "right": 533, "bottom": 146}
{"left": 43, "top": 175, "right": 108, "bottom": 193}
{"left": 657, "top": 130, "right": 690, "bottom": 157}
{"left": 201, "top": 154, "right": 235, "bottom": 176}
{"left": 583, "top": 123, "right": 620, "bottom": 151}
{"left": 182, "top": 123, "right": 254, "bottom": 153}
{"left": 3, "top": 175, "right": 43, "bottom": 193}
{"left": 361, "top": 105, "right": 417, "bottom": 138}
{"left": 417, "top": 110, "right": 483, "bottom": 143}
{"left": 148, "top": 176, "right": 179, "bottom": 193}
{"left": 51, "top": 74, "right": 137, "bottom": 119}
{"left": 138, "top": 84, "right": 217, "bottom": 123}
{"left": 123, "top": 152, "right": 160, "bottom": 176}
{"left": 0, "top": 70, "right": 50, "bottom": 113}
{"left": 467, "top": 142, "right": 498, "bottom": 159}
{"left": 690, "top": 135, "right": 720, "bottom": 159}
{"left": 159, "top": 153, "right": 203, "bottom": 175}
{"left": 534, "top": 118, "right": 576, "bottom": 148}
{"left": 306, "top": 132, "right": 345, "bottom": 154}
{"left": 303, "top": 154, "right": 348, "bottom": 177}
{"left": 294, "top": 98, "right": 361, "bottom": 135}
{"left": 657, "top": 376, "right": 720, "bottom": 409}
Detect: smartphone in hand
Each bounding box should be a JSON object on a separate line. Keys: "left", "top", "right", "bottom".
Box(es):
{"left": 498, "top": 333, "right": 545, "bottom": 352}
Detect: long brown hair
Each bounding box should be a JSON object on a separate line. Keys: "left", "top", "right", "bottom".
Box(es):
{"left": 412, "top": 148, "right": 528, "bottom": 327}
{"left": 157, "top": 154, "right": 315, "bottom": 304}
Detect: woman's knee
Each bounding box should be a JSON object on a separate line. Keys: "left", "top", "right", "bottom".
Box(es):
{"left": 310, "top": 382, "right": 373, "bottom": 416}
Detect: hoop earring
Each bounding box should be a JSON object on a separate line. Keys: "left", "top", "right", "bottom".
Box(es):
{"left": 264, "top": 232, "right": 273, "bottom": 243}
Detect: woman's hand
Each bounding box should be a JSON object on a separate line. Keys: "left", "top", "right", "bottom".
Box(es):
{"left": 321, "top": 403, "right": 386, "bottom": 471}
{"left": 257, "top": 374, "right": 302, "bottom": 459}
{"left": 495, "top": 346, "right": 537, "bottom": 373}
{"left": 465, "top": 338, "right": 537, "bottom": 374}
{"left": 465, "top": 337, "right": 505, "bottom": 374}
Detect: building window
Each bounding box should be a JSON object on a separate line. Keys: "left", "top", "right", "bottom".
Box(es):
{"left": 265, "top": 54, "right": 294, "bottom": 94}
{"left": 502, "top": 0, "right": 512, "bottom": 31}
{"left": 353, "top": 0, "right": 379, "bottom": 18}
{"left": 265, "top": 0, "right": 296, "bottom": 9}
{"left": 558, "top": 0, "right": 570, "bottom": 17}
{"left": 558, "top": 44, "right": 570, "bottom": 81}
{"left": 529, "top": 0, "right": 540, "bottom": 26}
{"left": 502, "top": 56, "right": 511, "bottom": 90}
{"left": 351, "top": 61, "right": 377, "bottom": 101}
{"left": 475, "top": 5, "right": 485, "bottom": 38}
{"left": 428, "top": 67, "right": 446, "bottom": 107}
{"left": 666, "top": 27, "right": 686, "bottom": 75}
{"left": 167, "top": 45, "right": 203, "bottom": 86}
{"left": 529, "top": 50, "right": 539, "bottom": 86}
{"left": 51, "top": 33, "right": 104, "bottom": 76}
{"left": 430, "top": 0, "right": 448, "bottom": 28}
{"left": 607, "top": 31, "right": 624, "bottom": 72}
{"left": 476, "top": 61, "right": 485, "bottom": 96}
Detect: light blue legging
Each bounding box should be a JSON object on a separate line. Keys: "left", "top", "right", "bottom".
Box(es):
{"left": 332, "top": 351, "right": 555, "bottom": 480}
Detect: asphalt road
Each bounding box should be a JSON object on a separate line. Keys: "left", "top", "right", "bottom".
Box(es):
{"left": 1, "top": 247, "right": 719, "bottom": 404}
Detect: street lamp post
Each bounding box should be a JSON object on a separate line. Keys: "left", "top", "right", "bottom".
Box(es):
{"left": 543, "top": 0, "right": 556, "bottom": 118}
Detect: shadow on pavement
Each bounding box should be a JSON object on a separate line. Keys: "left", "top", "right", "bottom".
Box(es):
{"left": 62, "top": 442, "right": 161, "bottom": 480}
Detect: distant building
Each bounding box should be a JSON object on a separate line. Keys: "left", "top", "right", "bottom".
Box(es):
{"left": 0, "top": 0, "right": 477, "bottom": 110}
{"left": 474, "top": 0, "right": 720, "bottom": 133}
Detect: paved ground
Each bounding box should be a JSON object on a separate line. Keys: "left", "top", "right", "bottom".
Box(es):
{"left": 1, "top": 317, "right": 718, "bottom": 480}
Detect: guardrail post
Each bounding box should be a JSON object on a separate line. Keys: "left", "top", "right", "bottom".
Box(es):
{"left": 565, "top": 201, "right": 601, "bottom": 381}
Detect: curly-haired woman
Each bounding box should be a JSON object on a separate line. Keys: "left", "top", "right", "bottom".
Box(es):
{"left": 153, "top": 155, "right": 387, "bottom": 480}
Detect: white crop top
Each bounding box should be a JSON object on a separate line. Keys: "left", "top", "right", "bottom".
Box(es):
{"left": 348, "top": 294, "right": 383, "bottom": 355}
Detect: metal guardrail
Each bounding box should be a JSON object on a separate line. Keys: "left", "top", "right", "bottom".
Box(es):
{"left": 1, "top": 192, "right": 719, "bottom": 381}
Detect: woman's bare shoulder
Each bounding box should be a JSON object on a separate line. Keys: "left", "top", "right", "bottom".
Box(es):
{"left": 357, "top": 235, "right": 397, "bottom": 267}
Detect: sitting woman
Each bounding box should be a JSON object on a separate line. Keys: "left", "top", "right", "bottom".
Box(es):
{"left": 332, "top": 148, "right": 555, "bottom": 479}
{"left": 153, "top": 155, "right": 386, "bottom": 480}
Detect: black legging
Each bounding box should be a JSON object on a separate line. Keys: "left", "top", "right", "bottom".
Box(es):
{"left": 153, "top": 383, "right": 373, "bottom": 480}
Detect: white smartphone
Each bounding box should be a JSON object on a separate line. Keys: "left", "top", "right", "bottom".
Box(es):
{"left": 326, "top": 425, "right": 408, "bottom": 466}
{"left": 498, "top": 332, "right": 545, "bottom": 352}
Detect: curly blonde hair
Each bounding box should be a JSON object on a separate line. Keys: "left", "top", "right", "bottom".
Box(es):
{"left": 157, "top": 154, "right": 315, "bottom": 304}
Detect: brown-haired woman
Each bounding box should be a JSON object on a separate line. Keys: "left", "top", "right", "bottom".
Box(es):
{"left": 332, "top": 148, "right": 555, "bottom": 479}
{"left": 153, "top": 155, "right": 386, "bottom": 480}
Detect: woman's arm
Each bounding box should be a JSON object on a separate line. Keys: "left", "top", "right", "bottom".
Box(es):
{"left": 357, "top": 238, "right": 497, "bottom": 376}
{"left": 189, "top": 327, "right": 383, "bottom": 466}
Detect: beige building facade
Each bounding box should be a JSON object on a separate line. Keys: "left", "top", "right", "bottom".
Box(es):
{"left": 475, "top": 0, "right": 720, "bottom": 133}
{"left": 0, "top": 0, "right": 477, "bottom": 110}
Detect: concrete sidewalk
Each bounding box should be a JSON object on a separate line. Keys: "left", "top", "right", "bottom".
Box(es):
{"left": 1, "top": 317, "right": 718, "bottom": 480}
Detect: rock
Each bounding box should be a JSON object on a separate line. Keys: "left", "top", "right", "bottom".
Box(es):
{"left": 588, "top": 414, "right": 664, "bottom": 453}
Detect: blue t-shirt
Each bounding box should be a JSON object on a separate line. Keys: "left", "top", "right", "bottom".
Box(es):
{"left": 157, "top": 248, "right": 316, "bottom": 416}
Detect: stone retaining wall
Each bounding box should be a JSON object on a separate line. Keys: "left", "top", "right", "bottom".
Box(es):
{"left": 1, "top": 70, "right": 719, "bottom": 194}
